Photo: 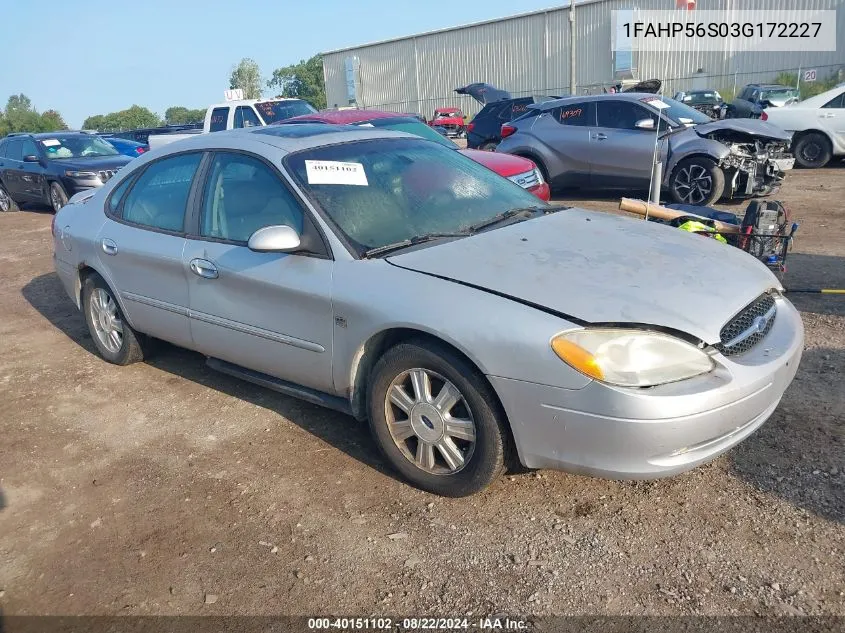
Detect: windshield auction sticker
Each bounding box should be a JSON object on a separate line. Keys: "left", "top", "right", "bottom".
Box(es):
{"left": 612, "top": 9, "right": 836, "bottom": 52}
{"left": 305, "top": 160, "right": 369, "bottom": 186}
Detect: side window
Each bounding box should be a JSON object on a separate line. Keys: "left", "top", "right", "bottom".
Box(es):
{"left": 0, "top": 141, "right": 6, "bottom": 158}
{"left": 200, "top": 152, "right": 304, "bottom": 243}
{"left": 740, "top": 87, "right": 752, "bottom": 100}
{"left": 596, "top": 101, "right": 655, "bottom": 130}
{"left": 509, "top": 100, "right": 532, "bottom": 119}
{"left": 554, "top": 102, "right": 592, "bottom": 126}
{"left": 751, "top": 90, "right": 760, "bottom": 103}
{"left": 823, "top": 93, "right": 844, "bottom": 109}
{"left": 234, "top": 106, "right": 261, "bottom": 128}
{"left": 21, "top": 138, "right": 39, "bottom": 159}
{"left": 209, "top": 107, "right": 229, "bottom": 133}
{"left": 6, "top": 139, "right": 24, "bottom": 161}
{"left": 121, "top": 153, "right": 202, "bottom": 232}
{"left": 107, "top": 174, "right": 136, "bottom": 215}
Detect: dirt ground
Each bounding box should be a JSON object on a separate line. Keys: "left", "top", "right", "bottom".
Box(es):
{"left": 0, "top": 164, "right": 843, "bottom": 618}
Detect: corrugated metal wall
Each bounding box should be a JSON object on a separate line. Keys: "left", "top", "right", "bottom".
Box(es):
{"left": 323, "top": 0, "right": 845, "bottom": 117}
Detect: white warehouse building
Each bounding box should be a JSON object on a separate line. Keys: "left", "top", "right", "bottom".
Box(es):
{"left": 322, "top": 0, "right": 845, "bottom": 117}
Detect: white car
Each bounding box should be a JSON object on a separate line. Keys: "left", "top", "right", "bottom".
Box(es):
{"left": 763, "top": 83, "right": 845, "bottom": 168}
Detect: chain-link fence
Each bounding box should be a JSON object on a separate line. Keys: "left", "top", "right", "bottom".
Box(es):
{"left": 356, "top": 63, "right": 845, "bottom": 119}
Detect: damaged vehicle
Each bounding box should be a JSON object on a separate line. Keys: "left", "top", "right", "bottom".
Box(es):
{"left": 728, "top": 84, "right": 800, "bottom": 119}
{"left": 495, "top": 93, "right": 794, "bottom": 205}
{"left": 673, "top": 89, "right": 727, "bottom": 119}
{"left": 53, "top": 125, "right": 803, "bottom": 497}
{"left": 429, "top": 107, "right": 466, "bottom": 138}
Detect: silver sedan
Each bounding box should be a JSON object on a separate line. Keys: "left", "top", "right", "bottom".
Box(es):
{"left": 52, "top": 125, "right": 803, "bottom": 497}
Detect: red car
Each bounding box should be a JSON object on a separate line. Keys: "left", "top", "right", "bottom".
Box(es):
{"left": 430, "top": 107, "right": 466, "bottom": 138}
{"left": 281, "top": 109, "right": 550, "bottom": 201}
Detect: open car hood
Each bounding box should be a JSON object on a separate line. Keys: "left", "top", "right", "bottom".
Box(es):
{"left": 623, "top": 79, "right": 662, "bottom": 94}
{"left": 694, "top": 119, "right": 792, "bottom": 142}
{"left": 455, "top": 83, "right": 512, "bottom": 105}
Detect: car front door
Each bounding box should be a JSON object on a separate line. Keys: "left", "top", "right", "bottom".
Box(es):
{"left": 96, "top": 151, "right": 203, "bottom": 348}
{"left": 19, "top": 137, "right": 47, "bottom": 201}
{"left": 820, "top": 91, "right": 845, "bottom": 146}
{"left": 2, "top": 139, "right": 25, "bottom": 200}
{"left": 183, "top": 151, "right": 334, "bottom": 393}
{"left": 589, "top": 100, "right": 667, "bottom": 188}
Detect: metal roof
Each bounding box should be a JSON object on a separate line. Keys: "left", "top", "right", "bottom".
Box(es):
{"left": 321, "top": 0, "right": 602, "bottom": 55}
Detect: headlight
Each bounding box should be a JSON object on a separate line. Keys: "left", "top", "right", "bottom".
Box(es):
{"left": 550, "top": 329, "right": 714, "bottom": 387}
{"left": 65, "top": 170, "right": 98, "bottom": 178}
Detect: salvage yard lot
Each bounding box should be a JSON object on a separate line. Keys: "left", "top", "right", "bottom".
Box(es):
{"left": 0, "top": 165, "right": 843, "bottom": 616}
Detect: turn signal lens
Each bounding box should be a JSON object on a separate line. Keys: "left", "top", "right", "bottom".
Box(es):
{"left": 551, "top": 329, "right": 714, "bottom": 387}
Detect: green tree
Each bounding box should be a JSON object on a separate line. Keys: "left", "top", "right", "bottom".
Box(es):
{"left": 164, "top": 106, "right": 206, "bottom": 125}
{"left": 0, "top": 94, "right": 68, "bottom": 136}
{"left": 40, "top": 109, "right": 68, "bottom": 132}
{"left": 229, "top": 58, "right": 262, "bottom": 99}
{"left": 267, "top": 54, "right": 326, "bottom": 110}
{"left": 82, "top": 105, "right": 161, "bottom": 132}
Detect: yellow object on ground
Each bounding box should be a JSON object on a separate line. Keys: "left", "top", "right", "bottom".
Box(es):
{"left": 677, "top": 220, "right": 728, "bottom": 244}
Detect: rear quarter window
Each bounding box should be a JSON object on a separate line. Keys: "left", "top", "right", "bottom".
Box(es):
{"left": 209, "top": 108, "right": 229, "bottom": 132}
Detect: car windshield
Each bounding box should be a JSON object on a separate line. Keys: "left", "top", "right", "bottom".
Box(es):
{"left": 38, "top": 135, "right": 119, "bottom": 159}
{"left": 285, "top": 138, "right": 547, "bottom": 254}
{"left": 255, "top": 100, "right": 317, "bottom": 124}
{"left": 354, "top": 117, "right": 457, "bottom": 148}
{"left": 435, "top": 111, "right": 461, "bottom": 119}
{"left": 642, "top": 97, "right": 713, "bottom": 125}
{"left": 683, "top": 92, "right": 721, "bottom": 105}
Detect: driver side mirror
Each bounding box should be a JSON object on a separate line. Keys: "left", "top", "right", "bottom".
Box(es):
{"left": 247, "top": 225, "right": 301, "bottom": 253}
{"left": 23, "top": 155, "right": 41, "bottom": 163}
{"left": 635, "top": 118, "right": 655, "bottom": 130}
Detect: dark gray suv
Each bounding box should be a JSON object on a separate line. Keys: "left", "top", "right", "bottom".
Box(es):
{"left": 0, "top": 132, "right": 131, "bottom": 213}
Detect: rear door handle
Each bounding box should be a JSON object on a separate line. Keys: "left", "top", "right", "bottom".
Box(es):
{"left": 190, "top": 258, "right": 218, "bottom": 279}
{"left": 101, "top": 238, "right": 118, "bottom": 255}
{"left": 592, "top": 133, "right": 608, "bottom": 140}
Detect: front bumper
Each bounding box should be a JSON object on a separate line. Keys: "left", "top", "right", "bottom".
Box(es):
{"left": 489, "top": 296, "right": 803, "bottom": 478}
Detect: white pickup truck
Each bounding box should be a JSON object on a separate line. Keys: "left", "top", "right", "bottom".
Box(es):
{"left": 148, "top": 98, "right": 317, "bottom": 149}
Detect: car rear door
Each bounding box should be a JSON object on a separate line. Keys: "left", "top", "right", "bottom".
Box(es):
{"left": 96, "top": 151, "right": 203, "bottom": 348}
{"left": 19, "top": 137, "right": 47, "bottom": 201}
{"left": 529, "top": 101, "right": 594, "bottom": 187}
{"left": 2, "top": 139, "right": 25, "bottom": 199}
{"left": 182, "top": 150, "right": 335, "bottom": 393}
{"left": 589, "top": 100, "right": 667, "bottom": 188}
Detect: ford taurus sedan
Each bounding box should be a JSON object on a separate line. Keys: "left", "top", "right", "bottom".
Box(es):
{"left": 52, "top": 124, "right": 804, "bottom": 497}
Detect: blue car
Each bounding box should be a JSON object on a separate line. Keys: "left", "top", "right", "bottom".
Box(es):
{"left": 102, "top": 136, "right": 148, "bottom": 158}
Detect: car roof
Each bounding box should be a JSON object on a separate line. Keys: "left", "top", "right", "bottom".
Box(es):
{"left": 435, "top": 107, "right": 462, "bottom": 112}
{"left": 532, "top": 92, "right": 666, "bottom": 111}
{"left": 285, "top": 109, "right": 414, "bottom": 125}
{"left": 31, "top": 131, "right": 90, "bottom": 139}
{"left": 208, "top": 97, "right": 308, "bottom": 109}
{"left": 150, "top": 124, "right": 419, "bottom": 155}
{"left": 747, "top": 84, "right": 794, "bottom": 89}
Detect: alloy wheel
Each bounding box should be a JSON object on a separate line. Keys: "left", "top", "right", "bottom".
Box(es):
{"left": 384, "top": 368, "right": 476, "bottom": 475}
{"left": 674, "top": 165, "right": 713, "bottom": 204}
{"left": 89, "top": 288, "right": 124, "bottom": 354}
{"left": 0, "top": 188, "right": 11, "bottom": 212}
{"left": 51, "top": 187, "right": 64, "bottom": 212}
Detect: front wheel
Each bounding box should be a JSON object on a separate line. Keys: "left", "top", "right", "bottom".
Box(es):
{"left": 0, "top": 182, "right": 18, "bottom": 212}
{"left": 49, "top": 182, "right": 69, "bottom": 213}
{"left": 669, "top": 157, "right": 725, "bottom": 206}
{"left": 367, "top": 341, "right": 510, "bottom": 497}
{"left": 793, "top": 133, "right": 832, "bottom": 169}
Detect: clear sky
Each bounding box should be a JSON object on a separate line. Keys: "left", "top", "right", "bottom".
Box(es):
{"left": 3, "top": 0, "right": 561, "bottom": 128}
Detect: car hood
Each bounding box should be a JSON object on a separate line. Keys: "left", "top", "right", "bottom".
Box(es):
{"left": 455, "top": 83, "right": 512, "bottom": 105}
{"left": 460, "top": 149, "right": 535, "bottom": 177}
{"left": 387, "top": 209, "right": 780, "bottom": 344}
{"left": 54, "top": 155, "right": 133, "bottom": 171}
{"left": 693, "top": 119, "right": 792, "bottom": 142}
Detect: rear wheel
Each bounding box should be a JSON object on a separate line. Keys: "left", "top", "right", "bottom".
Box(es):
{"left": 367, "top": 341, "right": 510, "bottom": 497}
{"left": 669, "top": 157, "right": 725, "bottom": 206}
{"left": 49, "top": 182, "right": 68, "bottom": 213}
{"left": 0, "top": 183, "right": 18, "bottom": 212}
{"left": 82, "top": 273, "right": 145, "bottom": 365}
{"left": 479, "top": 141, "right": 499, "bottom": 151}
{"left": 793, "top": 132, "right": 832, "bottom": 169}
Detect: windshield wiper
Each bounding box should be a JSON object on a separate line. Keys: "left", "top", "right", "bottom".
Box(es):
{"left": 361, "top": 232, "right": 469, "bottom": 258}
{"left": 465, "top": 206, "right": 549, "bottom": 233}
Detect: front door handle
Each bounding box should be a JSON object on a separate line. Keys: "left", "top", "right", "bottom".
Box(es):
{"left": 101, "top": 238, "right": 118, "bottom": 255}
{"left": 592, "top": 133, "right": 608, "bottom": 140}
{"left": 190, "top": 258, "right": 219, "bottom": 279}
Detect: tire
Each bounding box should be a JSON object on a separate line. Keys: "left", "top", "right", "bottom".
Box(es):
{"left": 49, "top": 181, "right": 69, "bottom": 213}
{"left": 793, "top": 133, "right": 832, "bottom": 169}
{"left": 367, "top": 341, "right": 511, "bottom": 497}
{"left": 82, "top": 273, "right": 145, "bottom": 366}
{"left": 479, "top": 141, "right": 499, "bottom": 151}
{"left": 669, "top": 157, "right": 725, "bottom": 206}
{"left": 0, "top": 182, "right": 18, "bottom": 212}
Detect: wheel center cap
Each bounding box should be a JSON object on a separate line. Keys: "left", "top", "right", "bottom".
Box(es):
{"left": 99, "top": 312, "right": 112, "bottom": 331}
{"left": 410, "top": 403, "right": 444, "bottom": 443}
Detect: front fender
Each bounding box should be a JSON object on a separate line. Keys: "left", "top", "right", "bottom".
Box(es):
{"left": 663, "top": 136, "right": 730, "bottom": 184}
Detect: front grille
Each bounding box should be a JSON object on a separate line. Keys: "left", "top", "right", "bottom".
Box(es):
{"left": 508, "top": 169, "right": 540, "bottom": 189}
{"left": 716, "top": 293, "right": 777, "bottom": 356}
{"left": 98, "top": 170, "right": 116, "bottom": 182}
